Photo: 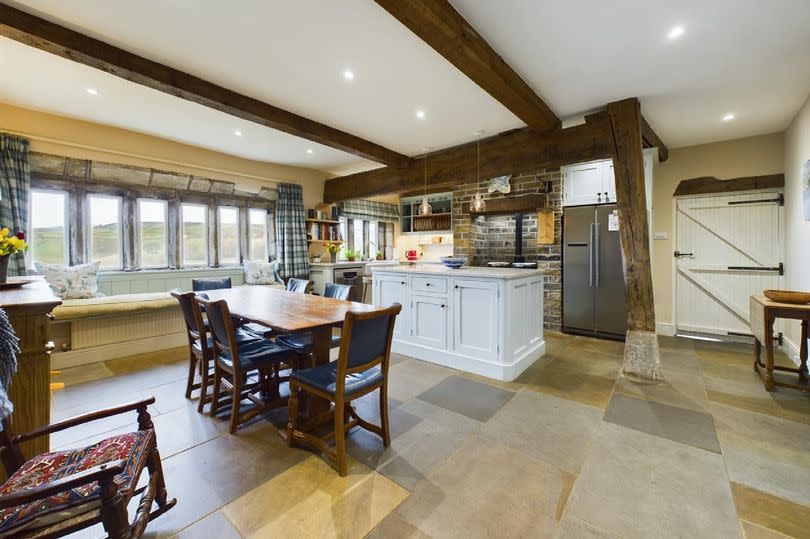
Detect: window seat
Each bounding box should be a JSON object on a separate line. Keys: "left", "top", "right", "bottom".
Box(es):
{"left": 51, "top": 292, "right": 179, "bottom": 321}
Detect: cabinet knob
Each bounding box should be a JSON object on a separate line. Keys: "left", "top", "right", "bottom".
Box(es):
{"left": 425, "top": 283, "right": 431, "bottom": 287}
{"left": 400, "top": 281, "right": 405, "bottom": 285}
{"left": 441, "top": 304, "right": 446, "bottom": 309}
{"left": 454, "top": 285, "right": 459, "bottom": 289}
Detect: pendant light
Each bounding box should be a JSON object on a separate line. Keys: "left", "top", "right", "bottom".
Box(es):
{"left": 469, "top": 132, "right": 486, "bottom": 213}
{"left": 418, "top": 149, "right": 432, "bottom": 216}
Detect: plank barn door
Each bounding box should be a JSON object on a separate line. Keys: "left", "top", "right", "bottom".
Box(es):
{"left": 675, "top": 190, "right": 783, "bottom": 336}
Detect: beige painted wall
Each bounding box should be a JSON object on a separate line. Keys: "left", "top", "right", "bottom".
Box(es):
{"left": 783, "top": 92, "right": 810, "bottom": 351}
{"left": 0, "top": 103, "right": 329, "bottom": 209}
{"left": 651, "top": 132, "right": 785, "bottom": 325}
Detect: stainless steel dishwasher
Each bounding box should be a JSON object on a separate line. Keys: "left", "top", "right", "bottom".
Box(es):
{"left": 333, "top": 265, "right": 364, "bottom": 302}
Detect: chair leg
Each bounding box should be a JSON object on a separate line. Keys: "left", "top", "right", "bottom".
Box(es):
{"left": 286, "top": 382, "right": 299, "bottom": 448}
{"left": 379, "top": 383, "right": 391, "bottom": 447}
{"left": 229, "top": 372, "right": 242, "bottom": 434}
{"left": 146, "top": 443, "right": 171, "bottom": 509}
{"left": 184, "top": 352, "right": 198, "bottom": 399}
{"left": 334, "top": 399, "right": 347, "bottom": 476}
{"left": 197, "top": 366, "right": 210, "bottom": 414}
{"left": 210, "top": 366, "right": 222, "bottom": 418}
{"left": 98, "top": 476, "right": 129, "bottom": 539}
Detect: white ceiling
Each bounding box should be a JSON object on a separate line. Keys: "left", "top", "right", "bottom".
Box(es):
{"left": 2, "top": 0, "right": 810, "bottom": 174}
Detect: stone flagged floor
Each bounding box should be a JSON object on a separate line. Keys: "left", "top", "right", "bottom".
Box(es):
{"left": 50, "top": 332, "right": 810, "bottom": 538}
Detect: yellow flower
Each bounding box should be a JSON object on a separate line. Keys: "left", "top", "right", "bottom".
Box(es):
{"left": 0, "top": 228, "right": 8, "bottom": 238}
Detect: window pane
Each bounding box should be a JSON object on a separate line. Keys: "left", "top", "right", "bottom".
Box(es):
{"left": 219, "top": 207, "right": 239, "bottom": 265}
{"left": 352, "top": 219, "right": 363, "bottom": 256}
{"left": 368, "top": 221, "right": 378, "bottom": 257}
{"left": 248, "top": 208, "right": 269, "bottom": 262}
{"left": 30, "top": 190, "right": 67, "bottom": 265}
{"left": 89, "top": 195, "right": 122, "bottom": 269}
{"left": 182, "top": 204, "right": 208, "bottom": 266}
{"left": 138, "top": 199, "right": 168, "bottom": 268}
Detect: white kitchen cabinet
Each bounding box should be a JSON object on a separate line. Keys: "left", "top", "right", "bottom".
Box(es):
{"left": 452, "top": 279, "right": 498, "bottom": 360}
{"left": 411, "top": 294, "right": 448, "bottom": 349}
{"left": 562, "top": 148, "right": 657, "bottom": 208}
{"left": 375, "top": 273, "right": 410, "bottom": 339}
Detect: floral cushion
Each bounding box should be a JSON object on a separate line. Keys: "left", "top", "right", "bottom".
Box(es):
{"left": 244, "top": 260, "right": 283, "bottom": 285}
{"left": 34, "top": 261, "right": 102, "bottom": 300}
{"left": 0, "top": 430, "right": 154, "bottom": 535}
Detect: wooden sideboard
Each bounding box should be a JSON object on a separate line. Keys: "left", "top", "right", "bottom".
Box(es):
{"left": 0, "top": 277, "right": 61, "bottom": 469}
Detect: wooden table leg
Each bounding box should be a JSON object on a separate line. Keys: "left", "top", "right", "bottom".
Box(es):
{"left": 800, "top": 320, "right": 808, "bottom": 383}
{"left": 753, "top": 338, "right": 761, "bottom": 371}
{"left": 764, "top": 315, "right": 775, "bottom": 391}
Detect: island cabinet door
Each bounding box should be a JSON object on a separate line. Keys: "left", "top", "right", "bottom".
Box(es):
{"left": 452, "top": 279, "right": 499, "bottom": 360}
{"left": 411, "top": 294, "right": 448, "bottom": 349}
{"left": 375, "top": 274, "right": 410, "bottom": 339}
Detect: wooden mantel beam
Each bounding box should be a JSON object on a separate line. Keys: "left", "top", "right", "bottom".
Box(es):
{"left": 0, "top": 4, "right": 410, "bottom": 168}
{"left": 375, "top": 0, "right": 560, "bottom": 133}
{"left": 323, "top": 113, "right": 613, "bottom": 202}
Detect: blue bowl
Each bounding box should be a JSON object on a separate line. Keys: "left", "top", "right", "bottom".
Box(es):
{"left": 440, "top": 256, "right": 468, "bottom": 269}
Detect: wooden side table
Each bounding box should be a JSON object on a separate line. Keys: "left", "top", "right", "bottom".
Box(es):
{"left": 750, "top": 295, "right": 809, "bottom": 392}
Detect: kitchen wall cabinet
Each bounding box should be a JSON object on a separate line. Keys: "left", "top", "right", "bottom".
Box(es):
{"left": 562, "top": 148, "right": 657, "bottom": 208}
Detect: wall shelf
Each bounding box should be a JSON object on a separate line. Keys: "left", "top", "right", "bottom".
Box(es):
{"left": 305, "top": 218, "right": 340, "bottom": 225}
{"left": 468, "top": 194, "right": 546, "bottom": 216}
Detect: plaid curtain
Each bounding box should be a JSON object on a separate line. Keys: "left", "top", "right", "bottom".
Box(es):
{"left": 0, "top": 134, "right": 31, "bottom": 276}
{"left": 275, "top": 183, "right": 310, "bottom": 279}
{"left": 337, "top": 199, "right": 399, "bottom": 222}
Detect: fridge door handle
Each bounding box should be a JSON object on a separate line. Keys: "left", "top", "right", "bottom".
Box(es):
{"left": 593, "top": 225, "right": 601, "bottom": 288}
{"left": 588, "top": 224, "right": 594, "bottom": 287}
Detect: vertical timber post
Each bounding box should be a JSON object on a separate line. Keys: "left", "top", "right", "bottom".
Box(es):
{"left": 607, "top": 98, "right": 663, "bottom": 382}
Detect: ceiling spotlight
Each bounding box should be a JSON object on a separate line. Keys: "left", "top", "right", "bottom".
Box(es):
{"left": 667, "top": 25, "right": 685, "bottom": 40}
{"left": 415, "top": 110, "right": 426, "bottom": 120}
{"left": 86, "top": 88, "right": 99, "bottom": 95}
{"left": 233, "top": 130, "right": 244, "bottom": 137}
{"left": 343, "top": 69, "right": 354, "bottom": 81}
{"left": 306, "top": 149, "right": 314, "bottom": 154}
{"left": 722, "top": 113, "right": 735, "bottom": 122}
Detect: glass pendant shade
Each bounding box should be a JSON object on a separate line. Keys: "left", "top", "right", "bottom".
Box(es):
{"left": 418, "top": 195, "right": 432, "bottom": 216}
{"left": 469, "top": 192, "right": 486, "bottom": 213}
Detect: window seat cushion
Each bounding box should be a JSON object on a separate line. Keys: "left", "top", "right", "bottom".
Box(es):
{"left": 51, "top": 292, "right": 179, "bottom": 321}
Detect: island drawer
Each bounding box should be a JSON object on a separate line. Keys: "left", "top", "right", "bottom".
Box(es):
{"left": 412, "top": 276, "right": 448, "bottom": 294}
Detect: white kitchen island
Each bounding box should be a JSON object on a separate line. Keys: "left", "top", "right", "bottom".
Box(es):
{"left": 371, "top": 264, "right": 545, "bottom": 381}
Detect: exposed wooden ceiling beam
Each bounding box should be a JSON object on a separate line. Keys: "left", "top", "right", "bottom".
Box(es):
{"left": 673, "top": 174, "right": 784, "bottom": 197}
{"left": 375, "top": 0, "right": 560, "bottom": 133}
{"left": 324, "top": 113, "right": 612, "bottom": 202}
{"left": 0, "top": 3, "right": 410, "bottom": 168}
{"left": 640, "top": 115, "right": 668, "bottom": 162}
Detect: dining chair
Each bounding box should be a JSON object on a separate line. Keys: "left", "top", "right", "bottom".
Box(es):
{"left": 191, "top": 277, "right": 232, "bottom": 291}
{"left": 196, "top": 296, "right": 303, "bottom": 433}
{"left": 286, "top": 303, "right": 401, "bottom": 475}
{"left": 171, "top": 290, "right": 261, "bottom": 414}
{"left": 276, "top": 283, "right": 353, "bottom": 352}
{"left": 0, "top": 397, "right": 175, "bottom": 538}
{"left": 286, "top": 278, "right": 313, "bottom": 294}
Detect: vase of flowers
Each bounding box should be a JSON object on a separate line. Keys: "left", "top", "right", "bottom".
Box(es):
{"left": 0, "top": 228, "right": 28, "bottom": 283}
{"left": 325, "top": 242, "right": 341, "bottom": 263}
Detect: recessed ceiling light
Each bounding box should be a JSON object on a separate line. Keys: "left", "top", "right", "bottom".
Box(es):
{"left": 667, "top": 25, "right": 685, "bottom": 40}
{"left": 722, "top": 113, "right": 736, "bottom": 122}
{"left": 306, "top": 149, "right": 314, "bottom": 154}
{"left": 415, "top": 110, "right": 426, "bottom": 120}
{"left": 233, "top": 130, "right": 244, "bottom": 137}
{"left": 343, "top": 69, "right": 354, "bottom": 81}
{"left": 86, "top": 88, "right": 99, "bottom": 95}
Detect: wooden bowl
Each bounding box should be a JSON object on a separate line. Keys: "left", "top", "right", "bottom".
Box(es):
{"left": 763, "top": 290, "right": 810, "bottom": 304}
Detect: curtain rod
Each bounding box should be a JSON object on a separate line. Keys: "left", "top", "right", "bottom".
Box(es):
{"left": 2, "top": 128, "right": 283, "bottom": 186}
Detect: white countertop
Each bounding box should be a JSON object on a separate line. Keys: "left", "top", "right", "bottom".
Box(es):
{"left": 310, "top": 260, "right": 400, "bottom": 268}
{"left": 371, "top": 264, "right": 543, "bottom": 279}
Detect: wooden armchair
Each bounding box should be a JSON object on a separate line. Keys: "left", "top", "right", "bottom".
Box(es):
{"left": 0, "top": 397, "right": 175, "bottom": 538}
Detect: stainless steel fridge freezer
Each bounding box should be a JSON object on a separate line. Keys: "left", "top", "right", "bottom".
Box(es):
{"left": 562, "top": 204, "right": 628, "bottom": 340}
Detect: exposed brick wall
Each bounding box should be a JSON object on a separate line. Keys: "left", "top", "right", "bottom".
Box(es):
{"left": 452, "top": 170, "right": 563, "bottom": 330}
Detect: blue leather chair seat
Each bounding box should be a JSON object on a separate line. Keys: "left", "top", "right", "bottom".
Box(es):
{"left": 218, "top": 340, "right": 298, "bottom": 371}
{"left": 276, "top": 333, "right": 342, "bottom": 350}
{"left": 242, "top": 322, "right": 274, "bottom": 339}
{"left": 291, "top": 362, "right": 382, "bottom": 396}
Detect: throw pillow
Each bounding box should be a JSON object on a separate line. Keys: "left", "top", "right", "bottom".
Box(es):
{"left": 35, "top": 261, "right": 102, "bottom": 300}
{"left": 244, "top": 260, "right": 283, "bottom": 285}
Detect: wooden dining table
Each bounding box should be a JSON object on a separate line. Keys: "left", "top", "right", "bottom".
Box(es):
{"left": 201, "top": 285, "right": 385, "bottom": 414}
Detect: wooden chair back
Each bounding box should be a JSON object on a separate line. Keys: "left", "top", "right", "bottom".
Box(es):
{"left": 286, "top": 278, "right": 313, "bottom": 294}
{"left": 333, "top": 304, "right": 401, "bottom": 395}
{"left": 324, "top": 283, "right": 353, "bottom": 300}
{"left": 191, "top": 277, "right": 232, "bottom": 291}
{"left": 170, "top": 289, "right": 207, "bottom": 351}
{"left": 194, "top": 297, "right": 243, "bottom": 377}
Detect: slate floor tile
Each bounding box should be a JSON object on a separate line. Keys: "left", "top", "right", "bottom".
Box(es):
{"left": 417, "top": 374, "right": 516, "bottom": 422}
{"left": 732, "top": 483, "right": 810, "bottom": 539}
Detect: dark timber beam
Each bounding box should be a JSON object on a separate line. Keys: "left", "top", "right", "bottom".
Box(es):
{"left": 640, "top": 115, "right": 668, "bottom": 162}
{"left": 674, "top": 174, "right": 784, "bottom": 197}
{"left": 0, "top": 3, "right": 410, "bottom": 168}
{"left": 375, "top": 0, "right": 560, "bottom": 132}
{"left": 324, "top": 113, "right": 612, "bottom": 202}
{"left": 607, "top": 97, "right": 662, "bottom": 381}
